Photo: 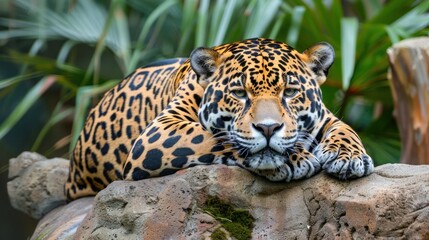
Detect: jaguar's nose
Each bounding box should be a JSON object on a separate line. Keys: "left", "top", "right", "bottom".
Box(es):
{"left": 252, "top": 123, "right": 283, "bottom": 140}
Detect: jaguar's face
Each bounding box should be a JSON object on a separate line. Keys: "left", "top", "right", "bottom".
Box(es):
{"left": 225, "top": 72, "right": 304, "bottom": 167}
{"left": 192, "top": 38, "right": 334, "bottom": 170}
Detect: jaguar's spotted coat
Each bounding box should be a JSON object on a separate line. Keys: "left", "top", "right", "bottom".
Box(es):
{"left": 66, "top": 38, "right": 374, "bottom": 200}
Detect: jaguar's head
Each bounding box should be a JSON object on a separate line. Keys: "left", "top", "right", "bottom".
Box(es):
{"left": 191, "top": 38, "right": 334, "bottom": 170}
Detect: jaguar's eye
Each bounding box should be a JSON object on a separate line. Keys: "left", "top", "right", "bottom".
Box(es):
{"left": 283, "top": 88, "right": 298, "bottom": 98}
{"left": 231, "top": 89, "right": 247, "bottom": 99}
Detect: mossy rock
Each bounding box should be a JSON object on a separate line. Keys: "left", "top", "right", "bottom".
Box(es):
{"left": 210, "top": 227, "right": 228, "bottom": 240}
{"left": 204, "top": 196, "right": 254, "bottom": 240}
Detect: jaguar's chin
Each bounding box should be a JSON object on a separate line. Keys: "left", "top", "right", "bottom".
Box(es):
{"left": 243, "top": 148, "right": 286, "bottom": 170}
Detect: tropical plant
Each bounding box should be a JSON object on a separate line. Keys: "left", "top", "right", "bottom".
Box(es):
{"left": 0, "top": 0, "right": 288, "bottom": 158}
{"left": 286, "top": 0, "right": 429, "bottom": 164}
{"left": 0, "top": 0, "right": 428, "bottom": 166}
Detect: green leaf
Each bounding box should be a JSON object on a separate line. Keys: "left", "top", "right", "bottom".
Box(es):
{"left": 31, "top": 106, "right": 74, "bottom": 152}
{"left": 196, "top": 0, "right": 209, "bottom": 47}
{"left": 1, "top": 0, "right": 133, "bottom": 60}
{"left": 6, "top": 51, "right": 84, "bottom": 88}
{"left": 389, "top": 0, "right": 429, "bottom": 40}
{"left": 361, "top": 133, "right": 401, "bottom": 165}
{"left": 208, "top": 0, "right": 226, "bottom": 46}
{"left": 213, "top": 0, "right": 239, "bottom": 45}
{"left": 128, "top": 0, "right": 177, "bottom": 71}
{"left": 0, "top": 72, "right": 42, "bottom": 89}
{"left": 56, "top": 40, "right": 77, "bottom": 65}
{"left": 268, "top": 12, "right": 285, "bottom": 40}
{"left": 181, "top": 0, "right": 197, "bottom": 32}
{"left": 112, "top": 0, "right": 131, "bottom": 69}
{"left": 341, "top": 17, "right": 358, "bottom": 90}
{"left": 384, "top": 26, "right": 400, "bottom": 44}
{"left": 244, "top": 0, "right": 282, "bottom": 38}
{"left": 0, "top": 76, "right": 56, "bottom": 139}
{"left": 365, "top": 0, "right": 383, "bottom": 19}
{"left": 286, "top": 6, "right": 305, "bottom": 46}
{"left": 369, "top": 0, "right": 419, "bottom": 24}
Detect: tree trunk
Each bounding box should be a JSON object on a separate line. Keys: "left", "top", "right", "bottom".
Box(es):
{"left": 387, "top": 37, "right": 429, "bottom": 164}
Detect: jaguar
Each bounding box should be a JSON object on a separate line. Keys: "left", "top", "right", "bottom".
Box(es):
{"left": 65, "top": 38, "right": 374, "bottom": 200}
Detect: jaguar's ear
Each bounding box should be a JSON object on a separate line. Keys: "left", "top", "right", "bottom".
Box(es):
{"left": 303, "top": 42, "right": 335, "bottom": 85}
{"left": 190, "top": 47, "right": 220, "bottom": 88}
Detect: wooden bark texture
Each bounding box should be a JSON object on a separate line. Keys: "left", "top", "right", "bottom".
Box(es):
{"left": 387, "top": 37, "right": 429, "bottom": 164}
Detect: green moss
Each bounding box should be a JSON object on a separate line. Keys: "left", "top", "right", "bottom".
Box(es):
{"left": 204, "top": 196, "right": 254, "bottom": 240}
{"left": 210, "top": 227, "right": 228, "bottom": 240}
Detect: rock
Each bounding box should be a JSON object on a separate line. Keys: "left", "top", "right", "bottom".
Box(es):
{"left": 8, "top": 151, "right": 46, "bottom": 179}
{"left": 8, "top": 152, "right": 429, "bottom": 239}
{"left": 73, "top": 164, "right": 429, "bottom": 239}
{"left": 31, "top": 197, "right": 94, "bottom": 240}
{"left": 7, "top": 151, "right": 69, "bottom": 219}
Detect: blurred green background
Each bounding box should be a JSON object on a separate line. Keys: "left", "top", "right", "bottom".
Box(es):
{"left": 1, "top": 0, "right": 429, "bottom": 238}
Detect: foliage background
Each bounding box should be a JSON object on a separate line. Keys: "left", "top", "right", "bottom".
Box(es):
{"left": 0, "top": 0, "right": 428, "bottom": 238}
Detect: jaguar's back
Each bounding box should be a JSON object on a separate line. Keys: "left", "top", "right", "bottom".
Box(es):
{"left": 66, "top": 58, "right": 186, "bottom": 199}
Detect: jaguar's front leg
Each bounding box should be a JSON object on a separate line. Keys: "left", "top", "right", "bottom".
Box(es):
{"left": 313, "top": 118, "right": 374, "bottom": 179}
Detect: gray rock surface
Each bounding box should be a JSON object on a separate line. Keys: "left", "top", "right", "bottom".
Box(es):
{"left": 31, "top": 197, "right": 94, "bottom": 240}
{"left": 75, "top": 164, "right": 429, "bottom": 239}
{"left": 7, "top": 151, "right": 69, "bottom": 219}
{"left": 7, "top": 152, "right": 429, "bottom": 239}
